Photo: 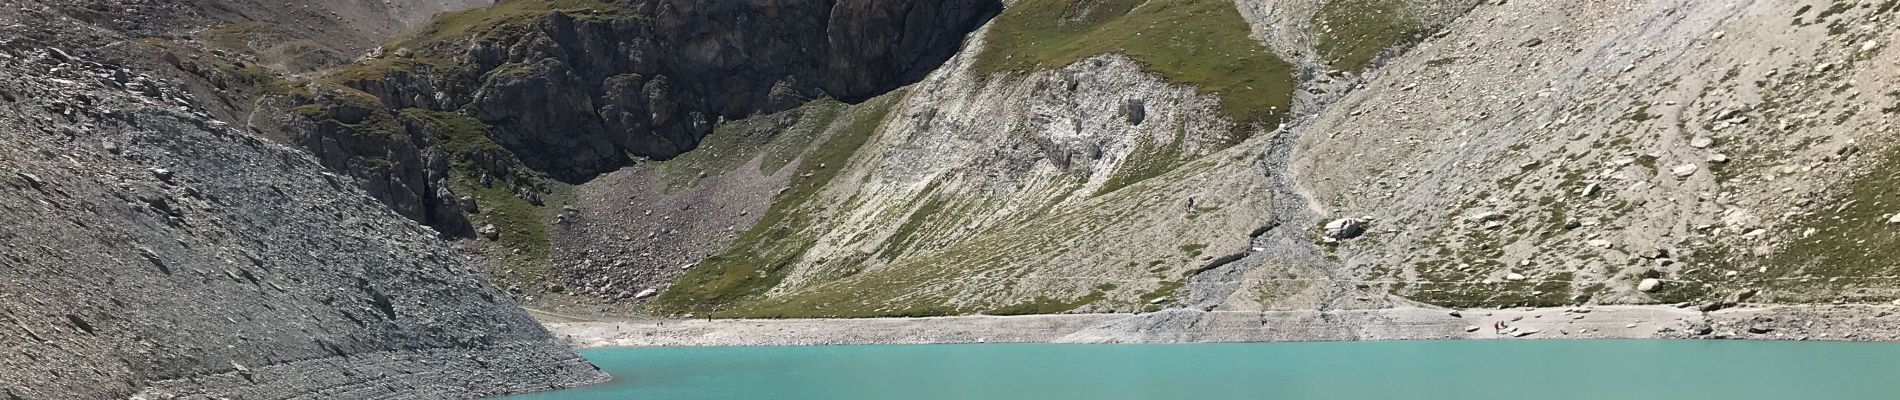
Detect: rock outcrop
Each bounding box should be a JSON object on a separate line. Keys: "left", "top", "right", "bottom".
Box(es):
{"left": 0, "top": 9, "right": 604, "bottom": 398}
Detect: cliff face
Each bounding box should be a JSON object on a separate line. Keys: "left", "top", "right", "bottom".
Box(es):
{"left": 0, "top": 3, "right": 604, "bottom": 398}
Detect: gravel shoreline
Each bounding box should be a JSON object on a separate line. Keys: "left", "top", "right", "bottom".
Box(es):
{"left": 542, "top": 305, "right": 1900, "bottom": 348}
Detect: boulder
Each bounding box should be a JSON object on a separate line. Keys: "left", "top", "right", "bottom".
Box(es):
{"left": 1637, "top": 278, "right": 1663, "bottom": 292}
{"left": 1887, "top": 213, "right": 1900, "bottom": 224}
{"left": 477, "top": 224, "right": 501, "bottom": 241}
{"left": 635, "top": 288, "right": 659, "bottom": 299}
{"left": 1671, "top": 164, "right": 1699, "bottom": 177}
{"left": 1322, "top": 218, "right": 1367, "bottom": 240}
{"left": 1505, "top": 273, "right": 1527, "bottom": 281}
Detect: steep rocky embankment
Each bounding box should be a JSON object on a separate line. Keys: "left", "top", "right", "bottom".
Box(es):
{"left": 0, "top": 2, "right": 605, "bottom": 398}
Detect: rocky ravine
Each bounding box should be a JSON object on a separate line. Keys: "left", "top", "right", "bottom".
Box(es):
{"left": 0, "top": 7, "right": 605, "bottom": 399}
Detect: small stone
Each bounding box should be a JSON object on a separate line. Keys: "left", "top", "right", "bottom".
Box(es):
{"left": 149, "top": 168, "right": 175, "bottom": 183}
{"left": 1747, "top": 325, "right": 1774, "bottom": 334}
{"left": 1505, "top": 273, "right": 1527, "bottom": 281}
{"left": 1861, "top": 40, "right": 1881, "bottom": 53}
{"left": 1671, "top": 164, "right": 1699, "bottom": 177}
{"left": 1637, "top": 278, "right": 1663, "bottom": 292}
{"left": 1707, "top": 154, "right": 1729, "bottom": 164}
{"left": 477, "top": 224, "right": 501, "bottom": 241}
{"left": 635, "top": 288, "right": 659, "bottom": 299}
{"left": 1689, "top": 136, "right": 1714, "bottom": 149}
{"left": 1887, "top": 214, "right": 1900, "bottom": 224}
{"left": 1465, "top": 326, "right": 1482, "bottom": 332}
{"left": 1580, "top": 183, "right": 1602, "bottom": 197}
{"left": 1448, "top": 310, "right": 1462, "bottom": 318}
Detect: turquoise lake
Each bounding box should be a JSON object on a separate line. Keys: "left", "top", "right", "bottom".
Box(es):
{"left": 504, "top": 341, "right": 1900, "bottom": 399}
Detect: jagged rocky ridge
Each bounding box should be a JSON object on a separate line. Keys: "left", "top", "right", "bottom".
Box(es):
{"left": 0, "top": 3, "right": 605, "bottom": 398}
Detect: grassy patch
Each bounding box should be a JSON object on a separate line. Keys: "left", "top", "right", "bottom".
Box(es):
{"left": 404, "top": 108, "right": 502, "bottom": 156}
{"left": 454, "top": 173, "right": 554, "bottom": 280}
{"left": 974, "top": 0, "right": 1297, "bottom": 137}
{"left": 1178, "top": 243, "right": 1208, "bottom": 258}
{"left": 206, "top": 22, "right": 266, "bottom": 52}
{"left": 761, "top": 103, "right": 845, "bottom": 174}
{"left": 388, "top": 0, "right": 644, "bottom": 52}
{"left": 877, "top": 180, "right": 952, "bottom": 261}
{"left": 408, "top": 109, "right": 555, "bottom": 280}
{"left": 322, "top": 57, "right": 452, "bottom": 87}
{"left": 293, "top": 83, "right": 406, "bottom": 140}
{"left": 1141, "top": 280, "right": 1185, "bottom": 304}
{"left": 1313, "top": 0, "right": 1423, "bottom": 72}
{"left": 1095, "top": 130, "right": 1186, "bottom": 196}
{"left": 1756, "top": 142, "right": 1900, "bottom": 299}
{"left": 659, "top": 101, "right": 844, "bottom": 190}
{"left": 651, "top": 95, "right": 902, "bottom": 314}
{"left": 986, "top": 285, "right": 1113, "bottom": 315}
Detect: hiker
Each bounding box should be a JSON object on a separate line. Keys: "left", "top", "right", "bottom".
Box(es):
{"left": 1492, "top": 320, "right": 1507, "bottom": 334}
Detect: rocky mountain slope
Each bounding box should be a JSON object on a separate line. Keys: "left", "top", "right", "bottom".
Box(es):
{"left": 49, "top": 0, "right": 1894, "bottom": 338}
{"left": 607, "top": 0, "right": 1900, "bottom": 320}
{"left": 0, "top": 1, "right": 606, "bottom": 398}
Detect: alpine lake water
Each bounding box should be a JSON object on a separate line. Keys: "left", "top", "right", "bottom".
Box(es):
{"left": 503, "top": 340, "right": 1900, "bottom": 399}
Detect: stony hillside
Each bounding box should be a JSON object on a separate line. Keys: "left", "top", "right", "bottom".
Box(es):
{"left": 0, "top": 1, "right": 606, "bottom": 398}
{"left": 74, "top": 0, "right": 1898, "bottom": 327}
{"left": 642, "top": 0, "right": 1479, "bottom": 317}
{"left": 619, "top": 0, "right": 1900, "bottom": 319}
